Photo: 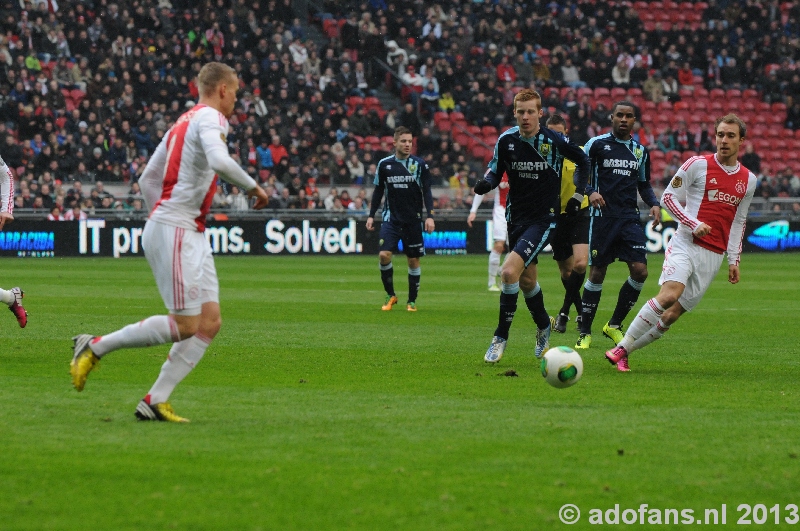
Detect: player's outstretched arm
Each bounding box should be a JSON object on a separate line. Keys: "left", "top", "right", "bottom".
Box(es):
{"left": 247, "top": 186, "right": 270, "bottom": 209}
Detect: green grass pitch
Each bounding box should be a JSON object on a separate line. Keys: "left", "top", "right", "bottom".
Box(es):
{"left": 1, "top": 253, "right": 798, "bottom": 530}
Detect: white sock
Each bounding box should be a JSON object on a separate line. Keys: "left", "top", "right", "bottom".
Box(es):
{"left": 619, "top": 298, "right": 665, "bottom": 352}
{"left": 147, "top": 334, "right": 211, "bottom": 404}
{"left": 0, "top": 288, "right": 12, "bottom": 305}
{"left": 489, "top": 251, "right": 501, "bottom": 286}
{"left": 631, "top": 319, "right": 670, "bottom": 352}
{"left": 91, "top": 315, "right": 180, "bottom": 357}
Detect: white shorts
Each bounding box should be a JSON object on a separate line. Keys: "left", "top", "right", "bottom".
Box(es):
{"left": 142, "top": 220, "right": 219, "bottom": 316}
{"left": 658, "top": 237, "right": 723, "bottom": 312}
{"left": 492, "top": 203, "right": 508, "bottom": 242}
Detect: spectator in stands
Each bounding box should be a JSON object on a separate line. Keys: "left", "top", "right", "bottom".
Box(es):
{"left": 672, "top": 121, "right": 694, "bottom": 152}
{"left": 268, "top": 135, "right": 289, "bottom": 166}
{"left": 656, "top": 127, "right": 677, "bottom": 153}
{"left": 661, "top": 73, "right": 680, "bottom": 102}
{"left": 561, "top": 57, "right": 585, "bottom": 89}
{"left": 787, "top": 103, "right": 800, "bottom": 131}
{"left": 662, "top": 154, "right": 681, "bottom": 187}
{"left": 346, "top": 153, "right": 365, "bottom": 185}
{"left": 227, "top": 185, "right": 249, "bottom": 211}
{"left": 677, "top": 62, "right": 694, "bottom": 91}
{"left": 643, "top": 71, "right": 665, "bottom": 103}
{"left": 532, "top": 57, "right": 550, "bottom": 85}
{"left": 629, "top": 59, "right": 648, "bottom": 89}
{"left": 386, "top": 40, "right": 408, "bottom": 77}
{"left": 47, "top": 205, "right": 64, "bottom": 221}
{"left": 611, "top": 59, "right": 631, "bottom": 89}
{"left": 741, "top": 144, "right": 761, "bottom": 175}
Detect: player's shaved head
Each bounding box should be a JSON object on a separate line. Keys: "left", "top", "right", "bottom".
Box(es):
{"left": 513, "top": 88, "right": 542, "bottom": 113}
{"left": 197, "top": 62, "right": 237, "bottom": 98}
{"left": 714, "top": 114, "right": 746, "bottom": 139}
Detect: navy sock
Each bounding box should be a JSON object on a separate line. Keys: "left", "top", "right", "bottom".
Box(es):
{"left": 524, "top": 283, "right": 551, "bottom": 330}
{"left": 559, "top": 276, "right": 570, "bottom": 315}
{"left": 579, "top": 281, "right": 603, "bottom": 334}
{"left": 609, "top": 277, "right": 644, "bottom": 327}
{"left": 494, "top": 282, "right": 519, "bottom": 340}
{"left": 408, "top": 266, "right": 420, "bottom": 303}
{"left": 569, "top": 271, "right": 585, "bottom": 316}
{"left": 380, "top": 262, "right": 394, "bottom": 296}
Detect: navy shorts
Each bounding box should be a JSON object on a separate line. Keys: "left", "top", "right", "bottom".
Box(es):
{"left": 551, "top": 212, "right": 590, "bottom": 262}
{"left": 588, "top": 216, "right": 648, "bottom": 267}
{"left": 379, "top": 220, "right": 426, "bottom": 258}
{"left": 508, "top": 220, "right": 556, "bottom": 267}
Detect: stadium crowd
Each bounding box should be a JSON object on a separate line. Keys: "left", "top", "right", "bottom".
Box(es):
{"left": 1, "top": 0, "right": 799, "bottom": 219}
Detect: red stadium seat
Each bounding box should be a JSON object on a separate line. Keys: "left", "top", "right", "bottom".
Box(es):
{"left": 610, "top": 87, "right": 627, "bottom": 99}
{"left": 481, "top": 125, "right": 498, "bottom": 137}
{"left": 363, "top": 96, "right": 381, "bottom": 110}
{"left": 725, "top": 89, "right": 742, "bottom": 99}
{"left": 594, "top": 87, "right": 610, "bottom": 98}
{"left": 742, "top": 89, "right": 760, "bottom": 100}
{"left": 364, "top": 135, "right": 381, "bottom": 146}
{"left": 709, "top": 88, "right": 725, "bottom": 99}
{"left": 346, "top": 96, "right": 363, "bottom": 109}
{"left": 794, "top": 129, "right": 800, "bottom": 140}
{"left": 771, "top": 102, "right": 788, "bottom": 113}
{"left": 756, "top": 102, "right": 771, "bottom": 113}
{"left": 449, "top": 111, "right": 465, "bottom": 122}
{"left": 466, "top": 125, "right": 481, "bottom": 135}
{"left": 436, "top": 119, "right": 451, "bottom": 134}
{"left": 649, "top": 150, "right": 665, "bottom": 161}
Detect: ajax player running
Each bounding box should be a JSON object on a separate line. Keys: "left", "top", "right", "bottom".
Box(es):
{"left": 0, "top": 155, "right": 27, "bottom": 327}
{"left": 605, "top": 114, "right": 756, "bottom": 371}
{"left": 70, "top": 63, "right": 270, "bottom": 422}
{"left": 467, "top": 173, "right": 509, "bottom": 291}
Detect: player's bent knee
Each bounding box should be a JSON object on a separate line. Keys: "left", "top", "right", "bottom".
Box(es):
{"left": 198, "top": 317, "right": 222, "bottom": 339}
{"left": 379, "top": 251, "right": 393, "bottom": 264}
{"left": 174, "top": 318, "right": 200, "bottom": 340}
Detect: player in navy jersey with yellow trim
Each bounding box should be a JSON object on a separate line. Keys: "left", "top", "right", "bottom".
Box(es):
{"left": 476, "top": 89, "right": 590, "bottom": 363}
{"left": 545, "top": 114, "right": 591, "bottom": 335}
{"left": 574, "top": 101, "right": 661, "bottom": 355}
{"left": 366, "top": 126, "right": 435, "bottom": 312}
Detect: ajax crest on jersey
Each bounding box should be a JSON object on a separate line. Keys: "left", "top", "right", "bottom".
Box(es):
{"left": 540, "top": 346, "right": 584, "bottom": 388}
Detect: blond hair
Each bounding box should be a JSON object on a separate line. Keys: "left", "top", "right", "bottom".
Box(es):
{"left": 513, "top": 88, "right": 542, "bottom": 113}
{"left": 196, "top": 62, "right": 237, "bottom": 98}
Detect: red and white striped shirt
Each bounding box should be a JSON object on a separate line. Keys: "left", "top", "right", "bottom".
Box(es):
{"left": 0, "top": 157, "right": 14, "bottom": 215}
{"left": 140, "top": 104, "right": 257, "bottom": 232}
{"left": 661, "top": 154, "right": 756, "bottom": 265}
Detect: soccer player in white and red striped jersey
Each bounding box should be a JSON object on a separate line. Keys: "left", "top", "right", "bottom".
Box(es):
{"left": 70, "top": 62, "right": 269, "bottom": 422}
{"left": 467, "top": 173, "right": 509, "bottom": 291}
{"left": 605, "top": 114, "right": 756, "bottom": 372}
{"left": 0, "top": 155, "right": 27, "bottom": 327}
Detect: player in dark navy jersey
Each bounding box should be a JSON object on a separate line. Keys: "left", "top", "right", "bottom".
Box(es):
{"left": 366, "top": 126, "right": 435, "bottom": 312}
{"left": 474, "top": 89, "right": 590, "bottom": 363}
{"left": 574, "top": 101, "right": 662, "bottom": 352}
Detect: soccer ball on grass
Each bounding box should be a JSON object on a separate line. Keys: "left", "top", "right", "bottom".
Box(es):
{"left": 540, "top": 346, "right": 583, "bottom": 388}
